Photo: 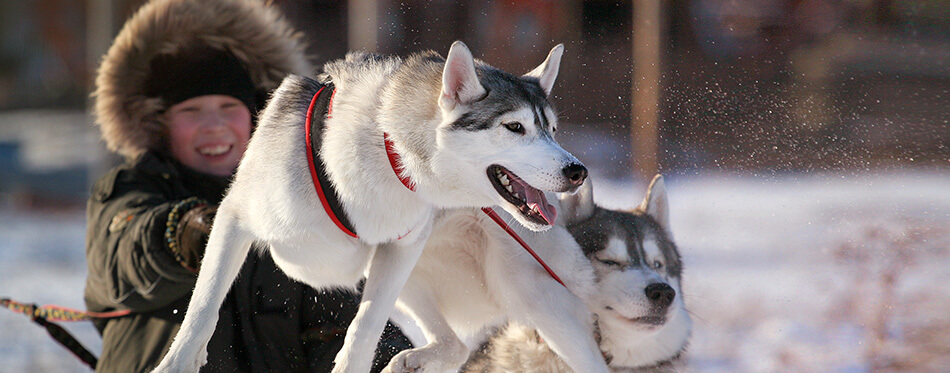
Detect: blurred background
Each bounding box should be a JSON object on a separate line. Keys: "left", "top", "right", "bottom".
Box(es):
{"left": 0, "top": 0, "right": 947, "bottom": 372}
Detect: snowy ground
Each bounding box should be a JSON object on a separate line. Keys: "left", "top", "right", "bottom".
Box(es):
{"left": 1, "top": 170, "right": 947, "bottom": 372}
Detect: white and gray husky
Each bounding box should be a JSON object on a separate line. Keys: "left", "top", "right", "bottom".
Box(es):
{"left": 154, "top": 42, "right": 588, "bottom": 373}
{"left": 393, "top": 175, "right": 690, "bottom": 373}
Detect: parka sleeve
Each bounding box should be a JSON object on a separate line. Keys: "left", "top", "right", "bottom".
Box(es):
{"left": 84, "top": 167, "right": 199, "bottom": 313}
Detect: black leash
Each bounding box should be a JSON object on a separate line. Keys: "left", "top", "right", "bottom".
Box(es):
{"left": 31, "top": 314, "right": 99, "bottom": 369}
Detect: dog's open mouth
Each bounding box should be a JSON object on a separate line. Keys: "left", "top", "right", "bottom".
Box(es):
{"left": 487, "top": 165, "right": 556, "bottom": 226}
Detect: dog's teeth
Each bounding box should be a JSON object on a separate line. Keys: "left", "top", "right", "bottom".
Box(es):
{"left": 513, "top": 192, "right": 519, "bottom": 199}
{"left": 499, "top": 174, "right": 509, "bottom": 186}
{"left": 505, "top": 184, "right": 513, "bottom": 193}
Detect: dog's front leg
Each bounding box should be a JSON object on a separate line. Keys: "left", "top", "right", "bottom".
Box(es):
{"left": 333, "top": 231, "right": 431, "bottom": 373}
{"left": 152, "top": 211, "right": 256, "bottom": 373}
{"left": 510, "top": 279, "right": 610, "bottom": 373}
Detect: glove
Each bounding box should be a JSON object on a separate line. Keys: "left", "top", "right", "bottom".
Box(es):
{"left": 166, "top": 198, "right": 216, "bottom": 272}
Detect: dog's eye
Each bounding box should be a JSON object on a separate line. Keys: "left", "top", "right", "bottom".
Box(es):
{"left": 653, "top": 260, "right": 664, "bottom": 269}
{"left": 503, "top": 121, "right": 525, "bottom": 135}
{"left": 599, "top": 259, "right": 622, "bottom": 267}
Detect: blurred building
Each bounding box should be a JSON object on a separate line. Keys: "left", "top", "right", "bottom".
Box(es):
{"left": 0, "top": 0, "right": 947, "bottom": 206}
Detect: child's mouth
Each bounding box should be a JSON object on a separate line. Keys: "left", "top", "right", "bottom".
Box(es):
{"left": 197, "top": 144, "right": 232, "bottom": 157}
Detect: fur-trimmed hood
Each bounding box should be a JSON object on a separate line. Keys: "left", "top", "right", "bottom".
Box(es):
{"left": 93, "top": 0, "right": 313, "bottom": 159}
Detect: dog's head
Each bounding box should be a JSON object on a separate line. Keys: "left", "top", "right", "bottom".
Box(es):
{"left": 431, "top": 41, "right": 586, "bottom": 232}
{"left": 561, "top": 175, "right": 691, "bottom": 369}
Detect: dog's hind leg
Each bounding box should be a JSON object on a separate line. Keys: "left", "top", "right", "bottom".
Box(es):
{"left": 152, "top": 210, "right": 255, "bottom": 373}
{"left": 332, "top": 237, "right": 430, "bottom": 373}
{"left": 382, "top": 291, "right": 469, "bottom": 373}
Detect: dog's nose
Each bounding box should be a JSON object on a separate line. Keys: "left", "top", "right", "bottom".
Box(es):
{"left": 645, "top": 283, "right": 675, "bottom": 309}
{"left": 562, "top": 163, "right": 588, "bottom": 187}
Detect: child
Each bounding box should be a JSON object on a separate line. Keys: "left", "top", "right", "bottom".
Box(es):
{"left": 84, "top": 0, "right": 409, "bottom": 371}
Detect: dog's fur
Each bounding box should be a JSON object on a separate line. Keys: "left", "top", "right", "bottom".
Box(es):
{"left": 384, "top": 197, "right": 601, "bottom": 372}
{"left": 154, "top": 42, "right": 588, "bottom": 373}
{"left": 392, "top": 175, "right": 690, "bottom": 373}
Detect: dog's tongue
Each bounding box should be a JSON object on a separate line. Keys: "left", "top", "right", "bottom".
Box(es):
{"left": 525, "top": 189, "right": 557, "bottom": 225}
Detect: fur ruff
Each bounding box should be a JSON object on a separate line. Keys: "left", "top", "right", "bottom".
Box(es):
{"left": 464, "top": 324, "right": 577, "bottom": 373}
{"left": 464, "top": 323, "right": 686, "bottom": 373}
{"left": 93, "top": 0, "right": 312, "bottom": 159}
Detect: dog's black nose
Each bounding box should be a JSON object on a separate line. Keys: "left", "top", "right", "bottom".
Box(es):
{"left": 645, "top": 283, "right": 675, "bottom": 309}
{"left": 562, "top": 163, "right": 588, "bottom": 187}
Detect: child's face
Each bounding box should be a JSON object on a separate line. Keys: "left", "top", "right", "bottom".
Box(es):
{"left": 164, "top": 95, "right": 252, "bottom": 177}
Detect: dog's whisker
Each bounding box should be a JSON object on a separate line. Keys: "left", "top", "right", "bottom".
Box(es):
{"left": 684, "top": 309, "right": 708, "bottom": 325}
{"left": 682, "top": 293, "right": 712, "bottom": 302}
{"left": 614, "top": 284, "right": 637, "bottom": 298}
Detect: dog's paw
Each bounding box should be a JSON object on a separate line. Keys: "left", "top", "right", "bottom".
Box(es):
{"left": 383, "top": 341, "right": 469, "bottom": 373}
{"left": 151, "top": 350, "right": 207, "bottom": 373}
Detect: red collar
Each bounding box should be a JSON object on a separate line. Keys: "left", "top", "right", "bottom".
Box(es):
{"left": 384, "top": 133, "right": 415, "bottom": 191}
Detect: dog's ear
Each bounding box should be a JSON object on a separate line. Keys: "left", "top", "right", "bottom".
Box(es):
{"left": 558, "top": 178, "right": 595, "bottom": 225}
{"left": 524, "top": 44, "right": 564, "bottom": 96}
{"left": 639, "top": 174, "right": 670, "bottom": 231}
{"left": 440, "top": 41, "right": 486, "bottom": 111}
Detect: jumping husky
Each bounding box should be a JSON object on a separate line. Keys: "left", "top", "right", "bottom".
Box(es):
{"left": 390, "top": 175, "right": 690, "bottom": 373}
{"left": 154, "top": 42, "right": 587, "bottom": 373}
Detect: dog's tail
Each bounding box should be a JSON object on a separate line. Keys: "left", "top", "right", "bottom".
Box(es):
{"left": 153, "top": 210, "right": 255, "bottom": 372}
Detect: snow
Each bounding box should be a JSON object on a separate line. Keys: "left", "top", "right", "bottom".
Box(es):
{"left": 0, "top": 210, "right": 101, "bottom": 372}
{"left": 1, "top": 171, "right": 947, "bottom": 372}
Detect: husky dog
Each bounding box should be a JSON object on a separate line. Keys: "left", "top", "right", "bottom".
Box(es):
{"left": 154, "top": 42, "right": 588, "bottom": 373}
{"left": 466, "top": 175, "right": 691, "bottom": 372}
{"left": 393, "top": 175, "right": 689, "bottom": 373}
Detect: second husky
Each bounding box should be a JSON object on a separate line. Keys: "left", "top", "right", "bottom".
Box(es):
{"left": 392, "top": 176, "right": 691, "bottom": 372}
{"left": 154, "top": 41, "right": 589, "bottom": 373}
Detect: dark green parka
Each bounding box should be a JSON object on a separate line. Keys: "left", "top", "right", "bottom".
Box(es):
{"left": 84, "top": 151, "right": 404, "bottom": 372}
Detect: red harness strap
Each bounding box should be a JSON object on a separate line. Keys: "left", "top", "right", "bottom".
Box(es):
{"left": 305, "top": 84, "right": 358, "bottom": 238}
{"left": 305, "top": 84, "right": 416, "bottom": 239}
{"left": 304, "top": 85, "right": 565, "bottom": 287}
{"left": 480, "top": 207, "right": 567, "bottom": 287}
